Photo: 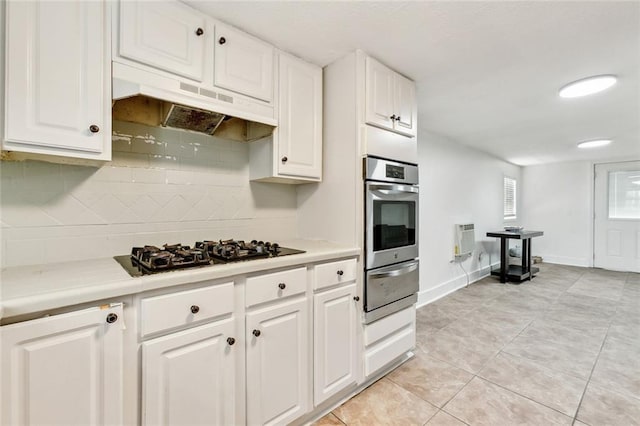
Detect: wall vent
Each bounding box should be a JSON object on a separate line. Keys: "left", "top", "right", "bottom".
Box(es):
{"left": 455, "top": 223, "right": 475, "bottom": 258}
{"left": 218, "top": 93, "right": 234, "bottom": 104}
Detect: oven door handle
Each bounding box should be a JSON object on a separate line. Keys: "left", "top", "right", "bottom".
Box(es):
{"left": 368, "top": 183, "right": 419, "bottom": 195}
{"left": 369, "top": 260, "right": 419, "bottom": 278}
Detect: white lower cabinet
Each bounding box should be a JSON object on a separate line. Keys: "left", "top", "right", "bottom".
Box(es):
{"left": 0, "top": 304, "right": 124, "bottom": 426}
{"left": 313, "top": 283, "right": 358, "bottom": 405}
{"left": 142, "top": 318, "right": 236, "bottom": 426}
{"left": 363, "top": 306, "right": 416, "bottom": 377}
{"left": 246, "top": 297, "right": 309, "bottom": 425}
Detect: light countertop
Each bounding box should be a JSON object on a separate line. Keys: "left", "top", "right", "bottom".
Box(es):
{"left": 0, "top": 239, "right": 360, "bottom": 320}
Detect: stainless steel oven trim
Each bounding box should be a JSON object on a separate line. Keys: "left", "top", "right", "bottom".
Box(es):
{"left": 365, "top": 259, "right": 419, "bottom": 314}
{"left": 369, "top": 259, "right": 419, "bottom": 278}
{"left": 365, "top": 181, "right": 419, "bottom": 270}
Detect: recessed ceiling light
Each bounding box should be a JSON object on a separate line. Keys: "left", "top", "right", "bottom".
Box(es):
{"left": 577, "top": 139, "right": 612, "bottom": 149}
{"left": 559, "top": 75, "right": 617, "bottom": 98}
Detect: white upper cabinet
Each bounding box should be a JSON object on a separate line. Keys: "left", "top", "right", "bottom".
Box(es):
{"left": 365, "top": 57, "right": 396, "bottom": 132}
{"left": 249, "top": 52, "right": 322, "bottom": 183}
{"left": 214, "top": 23, "right": 274, "bottom": 103}
{"left": 118, "top": 1, "right": 206, "bottom": 82}
{"left": 0, "top": 304, "right": 124, "bottom": 426}
{"left": 277, "top": 53, "right": 323, "bottom": 180}
{"left": 394, "top": 73, "right": 417, "bottom": 136}
{"left": 365, "top": 56, "right": 417, "bottom": 138}
{"left": 3, "top": 0, "right": 111, "bottom": 161}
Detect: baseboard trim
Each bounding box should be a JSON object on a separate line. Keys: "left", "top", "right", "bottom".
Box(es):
{"left": 416, "top": 261, "right": 499, "bottom": 308}
{"left": 540, "top": 255, "right": 590, "bottom": 268}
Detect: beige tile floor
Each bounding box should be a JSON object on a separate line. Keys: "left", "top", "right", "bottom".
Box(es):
{"left": 314, "top": 263, "right": 640, "bottom": 426}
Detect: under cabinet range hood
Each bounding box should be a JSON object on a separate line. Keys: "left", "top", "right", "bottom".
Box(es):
{"left": 111, "top": 63, "right": 275, "bottom": 141}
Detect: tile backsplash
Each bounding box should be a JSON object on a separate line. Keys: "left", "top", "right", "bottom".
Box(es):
{"left": 0, "top": 121, "right": 298, "bottom": 268}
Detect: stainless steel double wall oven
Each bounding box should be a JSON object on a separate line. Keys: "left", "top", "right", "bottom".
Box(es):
{"left": 364, "top": 157, "right": 419, "bottom": 323}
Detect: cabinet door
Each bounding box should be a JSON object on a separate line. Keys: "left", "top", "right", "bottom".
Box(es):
{"left": 119, "top": 0, "right": 206, "bottom": 81}
{"left": 277, "top": 54, "right": 323, "bottom": 180}
{"left": 246, "top": 298, "right": 309, "bottom": 425}
{"left": 365, "top": 56, "right": 395, "bottom": 131}
{"left": 394, "top": 74, "right": 417, "bottom": 137}
{"left": 142, "top": 319, "right": 236, "bottom": 426}
{"left": 4, "top": 0, "right": 109, "bottom": 158}
{"left": 314, "top": 284, "right": 358, "bottom": 405}
{"left": 0, "top": 304, "right": 124, "bottom": 426}
{"left": 215, "top": 23, "right": 274, "bottom": 102}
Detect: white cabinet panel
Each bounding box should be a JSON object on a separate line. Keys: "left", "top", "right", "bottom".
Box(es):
{"left": 249, "top": 52, "right": 322, "bottom": 183}
{"left": 314, "top": 284, "right": 357, "bottom": 405}
{"left": 363, "top": 305, "right": 416, "bottom": 377}
{"left": 364, "top": 55, "right": 417, "bottom": 138}
{"left": 365, "top": 56, "right": 395, "bottom": 131}
{"left": 394, "top": 73, "right": 417, "bottom": 137}
{"left": 277, "top": 53, "right": 323, "bottom": 180}
{"left": 1, "top": 305, "right": 124, "bottom": 426}
{"left": 118, "top": 0, "right": 206, "bottom": 81}
{"left": 314, "top": 258, "right": 357, "bottom": 291}
{"left": 246, "top": 297, "right": 309, "bottom": 425}
{"left": 215, "top": 23, "right": 274, "bottom": 102}
{"left": 142, "top": 319, "right": 236, "bottom": 426}
{"left": 245, "top": 267, "right": 307, "bottom": 308}
{"left": 4, "top": 0, "right": 110, "bottom": 159}
{"left": 140, "top": 281, "right": 234, "bottom": 337}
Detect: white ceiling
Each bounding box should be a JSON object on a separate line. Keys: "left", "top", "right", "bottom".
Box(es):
{"left": 186, "top": 1, "right": 640, "bottom": 166}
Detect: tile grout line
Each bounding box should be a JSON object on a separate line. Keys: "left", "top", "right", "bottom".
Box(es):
{"left": 462, "top": 267, "right": 595, "bottom": 422}
{"left": 569, "top": 299, "right": 614, "bottom": 425}
{"left": 476, "top": 374, "right": 578, "bottom": 421}
{"left": 329, "top": 411, "right": 348, "bottom": 426}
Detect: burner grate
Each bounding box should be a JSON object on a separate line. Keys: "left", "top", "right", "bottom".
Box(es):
{"left": 115, "top": 239, "right": 305, "bottom": 277}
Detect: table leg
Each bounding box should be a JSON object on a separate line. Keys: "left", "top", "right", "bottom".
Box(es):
{"left": 522, "top": 238, "right": 529, "bottom": 279}
{"left": 528, "top": 239, "right": 534, "bottom": 280}
{"left": 500, "top": 237, "right": 507, "bottom": 283}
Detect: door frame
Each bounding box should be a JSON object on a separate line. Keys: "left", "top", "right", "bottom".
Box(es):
{"left": 591, "top": 159, "right": 640, "bottom": 270}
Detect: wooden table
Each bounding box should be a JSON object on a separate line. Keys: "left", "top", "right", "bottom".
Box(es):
{"left": 486, "top": 230, "right": 544, "bottom": 283}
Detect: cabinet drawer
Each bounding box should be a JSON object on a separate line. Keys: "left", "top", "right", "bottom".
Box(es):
{"left": 364, "top": 326, "right": 415, "bottom": 377}
{"left": 140, "top": 282, "right": 234, "bottom": 337}
{"left": 246, "top": 267, "right": 307, "bottom": 307}
{"left": 364, "top": 306, "right": 414, "bottom": 346}
{"left": 314, "top": 258, "right": 357, "bottom": 290}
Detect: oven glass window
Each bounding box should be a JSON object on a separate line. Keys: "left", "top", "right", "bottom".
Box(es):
{"left": 373, "top": 201, "right": 416, "bottom": 251}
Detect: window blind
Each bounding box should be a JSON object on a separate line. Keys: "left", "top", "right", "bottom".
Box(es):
{"left": 504, "top": 176, "right": 517, "bottom": 219}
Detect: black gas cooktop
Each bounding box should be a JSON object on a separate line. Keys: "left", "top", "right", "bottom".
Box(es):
{"left": 114, "top": 239, "right": 305, "bottom": 277}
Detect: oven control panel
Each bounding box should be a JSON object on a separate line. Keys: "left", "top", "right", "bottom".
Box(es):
{"left": 365, "top": 156, "right": 418, "bottom": 184}
{"left": 386, "top": 164, "right": 405, "bottom": 180}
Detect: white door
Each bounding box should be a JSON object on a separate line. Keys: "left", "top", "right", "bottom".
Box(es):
{"left": 365, "top": 56, "right": 395, "bottom": 131}
{"left": 594, "top": 161, "right": 640, "bottom": 272}
{"left": 4, "top": 0, "right": 109, "bottom": 157}
{"left": 1, "top": 304, "right": 124, "bottom": 426}
{"left": 394, "top": 74, "right": 417, "bottom": 137}
{"left": 214, "top": 23, "right": 274, "bottom": 102}
{"left": 314, "top": 284, "right": 357, "bottom": 406}
{"left": 119, "top": 0, "right": 206, "bottom": 81}
{"left": 142, "top": 319, "right": 236, "bottom": 426}
{"left": 277, "top": 53, "right": 323, "bottom": 180}
{"left": 246, "top": 298, "right": 309, "bottom": 426}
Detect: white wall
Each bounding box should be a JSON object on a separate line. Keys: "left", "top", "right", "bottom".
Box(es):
{"left": 0, "top": 121, "right": 298, "bottom": 268}
{"left": 521, "top": 161, "right": 592, "bottom": 267}
{"left": 418, "top": 131, "right": 522, "bottom": 305}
